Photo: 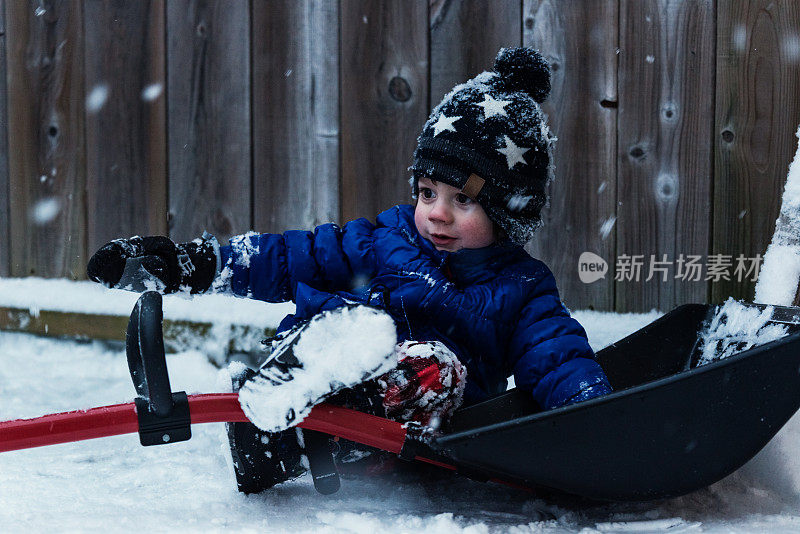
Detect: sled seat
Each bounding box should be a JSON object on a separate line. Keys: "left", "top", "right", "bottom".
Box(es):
{"left": 446, "top": 303, "right": 712, "bottom": 434}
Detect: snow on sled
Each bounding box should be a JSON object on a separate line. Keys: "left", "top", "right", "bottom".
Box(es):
{"left": 3, "top": 292, "right": 800, "bottom": 503}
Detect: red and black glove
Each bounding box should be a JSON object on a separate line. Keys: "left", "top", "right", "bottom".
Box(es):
{"left": 380, "top": 340, "right": 466, "bottom": 425}
{"left": 86, "top": 234, "right": 218, "bottom": 294}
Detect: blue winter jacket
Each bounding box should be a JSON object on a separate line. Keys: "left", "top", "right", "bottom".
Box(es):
{"left": 218, "top": 204, "right": 611, "bottom": 409}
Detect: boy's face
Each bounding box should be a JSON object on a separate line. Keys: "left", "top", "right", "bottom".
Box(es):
{"left": 414, "top": 177, "right": 496, "bottom": 252}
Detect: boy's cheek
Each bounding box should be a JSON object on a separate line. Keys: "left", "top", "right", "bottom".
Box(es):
{"left": 413, "top": 205, "right": 427, "bottom": 234}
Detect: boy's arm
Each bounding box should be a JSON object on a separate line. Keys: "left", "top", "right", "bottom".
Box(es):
{"left": 508, "top": 271, "right": 612, "bottom": 410}
{"left": 215, "top": 219, "right": 378, "bottom": 302}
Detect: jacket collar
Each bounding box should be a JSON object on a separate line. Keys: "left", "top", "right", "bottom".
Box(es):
{"left": 444, "top": 241, "right": 520, "bottom": 285}
{"left": 382, "top": 204, "right": 522, "bottom": 284}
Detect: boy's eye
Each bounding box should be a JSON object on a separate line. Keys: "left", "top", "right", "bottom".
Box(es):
{"left": 455, "top": 193, "right": 472, "bottom": 205}
{"left": 420, "top": 187, "right": 435, "bottom": 199}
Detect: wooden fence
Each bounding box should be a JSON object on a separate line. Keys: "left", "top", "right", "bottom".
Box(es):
{"left": 1, "top": 0, "right": 799, "bottom": 313}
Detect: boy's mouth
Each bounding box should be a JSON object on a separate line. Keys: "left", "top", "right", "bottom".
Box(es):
{"left": 429, "top": 233, "right": 456, "bottom": 246}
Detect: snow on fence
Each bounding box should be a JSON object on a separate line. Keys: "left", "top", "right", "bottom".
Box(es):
{"left": 0, "top": 278, "right": 294, "bottom": 366}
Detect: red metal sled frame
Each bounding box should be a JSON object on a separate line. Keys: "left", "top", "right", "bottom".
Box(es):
{"left": 0, "top": 393, "right": 410, "bottom": 455}
{"left": 0, "top": 394, "right": 538, "bottom": 491}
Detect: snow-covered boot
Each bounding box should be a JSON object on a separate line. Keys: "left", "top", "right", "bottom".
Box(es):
{"left": 237, "top": 303, "right": 398, "bottom": 433}
{"left": 227, "top": 304, "right": 396, "bottom": 493}
{"left": 226, "top": 368, "right": 306, "bottom": 494}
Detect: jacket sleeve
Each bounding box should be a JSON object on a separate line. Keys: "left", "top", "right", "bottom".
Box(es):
{"left": 508, "top": 269, "right": 612, "bottom": 409}
{"left": 213, "top": 219, "right": 378, "bottom": 302}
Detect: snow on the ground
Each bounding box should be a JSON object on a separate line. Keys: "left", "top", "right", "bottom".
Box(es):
{"left": 572, "top": 308, "right": 663, "bottom": 351}
{"left": 3, "top": 304, "right": 800, "bottom": 532}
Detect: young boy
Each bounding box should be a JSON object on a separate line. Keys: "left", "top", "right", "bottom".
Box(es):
{"left": 87, "top": 48, "right": 612, "bottom": 492}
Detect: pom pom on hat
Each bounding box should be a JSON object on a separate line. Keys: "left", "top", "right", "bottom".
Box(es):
{"left": 493, "top": 47, "right": 551, "bottom": 103}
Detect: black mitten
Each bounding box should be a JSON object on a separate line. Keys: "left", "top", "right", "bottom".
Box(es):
{"left": 87, "top": 233, "right": 219, "bottom": 293}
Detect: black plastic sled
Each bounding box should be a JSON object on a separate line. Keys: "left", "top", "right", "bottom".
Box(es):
{"left": 126, "top": 293, "right": 800, "bottom": 501}
{"left": 6, "top": 293, "right": 800, "bottom": 503}
{"left": 433, "top": 302, "right": 800, "bottom": 501}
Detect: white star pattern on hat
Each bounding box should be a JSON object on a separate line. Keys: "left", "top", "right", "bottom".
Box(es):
{"left": 474, "top": 94, "right": 511, "bottom": 119}
{"left": 497, "top": 135, "right": 529, "bottom": 169}
{"left": 431, "top": 114, "right": 461, "bottom": 137}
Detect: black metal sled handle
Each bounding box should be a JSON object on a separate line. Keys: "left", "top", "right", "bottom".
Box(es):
{"left": 126, "top": 291, "right": 172, "bottom": 416}
{"left": 126, "top": 291, "right": 191, "bottom": 445}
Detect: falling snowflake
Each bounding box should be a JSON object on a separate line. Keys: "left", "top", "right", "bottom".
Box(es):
{"left": 599, "top": 216, "right": 616, "bottom": 240}
{"left": 31, "top": 197, "right": 61, "bottom": 225}
{"left": 141, "top": 83, "right": 163, "bottom": 102}
{"left": 86, "top": 84, "right": 109, "bottom": 112}
{"left": 733, "top": 25, "right": 747, "bottom": 53}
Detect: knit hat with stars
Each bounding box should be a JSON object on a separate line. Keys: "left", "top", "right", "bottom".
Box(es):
{"left": 410, "top": 47, "right": 555, "bottom": 245}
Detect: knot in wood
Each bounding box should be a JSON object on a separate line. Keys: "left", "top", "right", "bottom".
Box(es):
{"left": 661, "top": 102, "right": 677, "bottom": 122}
{"left": 388, "top": 76, "right": 412, "bottom": 102}
{"left": 655, "top": 173, "right": 678, "bottom": 203}
{"left": 721, "top": 130, "right": 735, "bottom": 143}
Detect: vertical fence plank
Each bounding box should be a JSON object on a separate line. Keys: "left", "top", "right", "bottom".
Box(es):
{"left": 167, "top": 0, "right": 250, "bottom": 243}
{"left": 253, "top": 0, "right": 339, "bottom": 233}
{"left": 524, "top": 0, "right": 618, "bottom": 312}
{"left": 84, "top": 0, "right": 167, "bottom": 253}
{"left": 430, "top": 0, "right": 521, "bottom": 106}
{"left": 7, "top": 0, "right": 86, "bottom": 279}
{"left": 714, "top": 0, "right": 800, "bottom": 304}
{"left": 0, "top": 0, "right": 8, "bottom": 277}
{"left": 616, "top": 0, "right": 714, "bottom": 313}
{"left": 340, "top": 0, "right": 428, "bottom": 222}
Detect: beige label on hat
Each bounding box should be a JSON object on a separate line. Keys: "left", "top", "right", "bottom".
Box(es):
{"left": 461, "top": 173, "right": 485, "bottom": 199}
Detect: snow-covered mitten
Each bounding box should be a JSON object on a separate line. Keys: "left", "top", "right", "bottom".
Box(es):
{"left": 238, "top": 304, "right": 398, "bottom": 433}
{"left": 87, "top": 233, "right": 219, "bottom": 293}
{"left": 226, "top": 367, "right": 306, "bottom": 494}
{"left": 380, "top": 340, "right": 466, "bottom": 426}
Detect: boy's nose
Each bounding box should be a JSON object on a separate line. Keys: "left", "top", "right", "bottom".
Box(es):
{"left": 428, "top": 200, "right": 453, "bottom": 224}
